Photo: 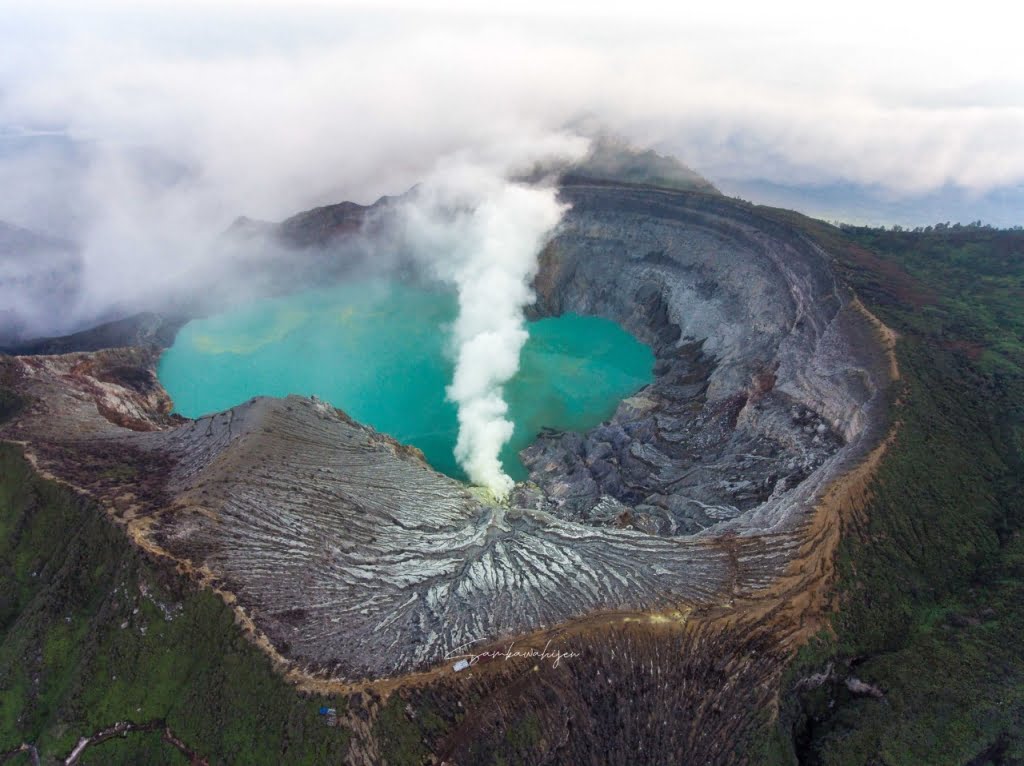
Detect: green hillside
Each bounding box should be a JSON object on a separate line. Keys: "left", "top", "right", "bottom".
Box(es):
{"left": 761, "top": 218, "right": 1024, "bottom": 764}
{"left": 0, "top": 440, "right": 353, "bottom": 764}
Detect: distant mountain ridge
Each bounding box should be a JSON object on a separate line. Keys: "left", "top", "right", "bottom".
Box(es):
{"left": 526, "top": 135, "right": 720, "bottom": 195}
{"left": 254, "top": 139, "right": 719, "bottom": 253}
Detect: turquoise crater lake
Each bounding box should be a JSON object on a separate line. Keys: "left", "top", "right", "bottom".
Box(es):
{"left": 157, "top": 281, "right": 654, "bottom": 482}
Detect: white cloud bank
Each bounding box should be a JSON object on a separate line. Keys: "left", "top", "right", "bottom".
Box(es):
{"left": 0, "top": 3, "right": 1022, "bottom": 322}
{"left": 3, "top": 3, "right": 1023, "bottom": 217}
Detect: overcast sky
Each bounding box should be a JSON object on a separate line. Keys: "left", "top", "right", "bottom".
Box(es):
{"left": 2, "top": 0, "right": 1023, "bottom": 228}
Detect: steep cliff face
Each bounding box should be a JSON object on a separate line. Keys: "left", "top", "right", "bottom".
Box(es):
{"left": 0, "top": 183, "right": 895, "bottom": 694}
{"left": 525, "top": 183, "right": 891, "bottom": 538}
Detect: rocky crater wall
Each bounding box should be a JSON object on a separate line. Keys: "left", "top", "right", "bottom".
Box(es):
{"left": 523, "top": 183, "right": 893, "bottom": 537}
{"left": 0, "top": 183, "right": 895, "bottom": 683}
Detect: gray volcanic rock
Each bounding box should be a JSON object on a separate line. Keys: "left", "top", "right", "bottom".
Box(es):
{"left": 523, "top": 183, "right": 892, "bottom": 537}
{"left": 129, "top": 396, "right": 785, "bottom": 679}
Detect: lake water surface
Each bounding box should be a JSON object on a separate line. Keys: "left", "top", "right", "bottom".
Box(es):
{"left": 157, "top": 281, "right": 654, "bottom": 481}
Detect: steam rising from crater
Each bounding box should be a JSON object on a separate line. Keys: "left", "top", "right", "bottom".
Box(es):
{"left": 399, "top": 166, "right": 569, "bottom": 498}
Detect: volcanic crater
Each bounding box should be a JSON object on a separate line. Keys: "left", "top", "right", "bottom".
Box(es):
{"left": 0, "top": 179, "right": 896, "bottom": 685}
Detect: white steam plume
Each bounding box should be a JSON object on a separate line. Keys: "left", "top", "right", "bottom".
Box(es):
{"left": 448, "top": 184, "right": 566, "bottom": 499}
{"left": 400, "top": 164, "right": 570, "bottom": 499}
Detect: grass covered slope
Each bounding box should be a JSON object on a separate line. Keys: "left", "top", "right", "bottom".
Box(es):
{"left": 0, "top": 443, "right": 353, "bottom": 765}
{"left": 763, "top": 219, "right": 1024, "bottom": 764}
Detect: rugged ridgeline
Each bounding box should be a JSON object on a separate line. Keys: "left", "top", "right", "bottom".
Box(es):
{"left": 0, "top": 183, "right": 903, "bottom": 764}
{"left": 0, "top": 139, "right": 718, "bottom": 357}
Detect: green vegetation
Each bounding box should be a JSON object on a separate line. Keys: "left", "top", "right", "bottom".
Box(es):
{"left": 841, "top": 224, "right": 1024, "bottom": 377}
{"left": 757, "top": 218, "right": 1024, "bottom": 765}
{"left": 373, "top": 693, "right": 450, "bottom": 766}
{"left": 0, "top": 443, "right": 353, "bottom": 764}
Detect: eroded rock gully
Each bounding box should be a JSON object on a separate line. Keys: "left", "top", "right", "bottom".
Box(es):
{"left": 0, "top": 183, "right": 896, "bottom": 692}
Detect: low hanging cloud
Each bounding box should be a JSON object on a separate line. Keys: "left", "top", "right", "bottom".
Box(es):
{"left": 0, "top": 2, "right": 1023, "bottom": 341}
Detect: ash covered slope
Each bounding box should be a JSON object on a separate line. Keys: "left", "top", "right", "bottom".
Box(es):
{"left": 2, "top": 355, "right": 783, "bottom": 681}
{"left": 139, "top": 396, "right": 779, "bottom": 679}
